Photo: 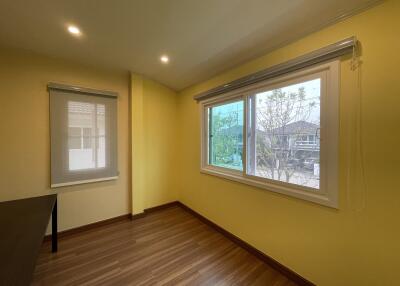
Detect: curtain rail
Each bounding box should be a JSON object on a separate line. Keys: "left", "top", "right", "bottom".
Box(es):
{"left": 194, "top": 36, "right": 356, "bottom": 102}
{"left": 48, "top": 82, "right": 118, "bottom": 98}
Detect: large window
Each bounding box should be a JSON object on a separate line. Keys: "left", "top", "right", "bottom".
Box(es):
{"left": 49, "top": 84, "right": 118, "bottom": 187}
{"left": 201, "top": 61, "right": 338, "bottom": 207}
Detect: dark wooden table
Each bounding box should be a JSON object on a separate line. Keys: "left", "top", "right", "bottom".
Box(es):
{"left": 0, "top": 195, "right": 58, "bottom": 286}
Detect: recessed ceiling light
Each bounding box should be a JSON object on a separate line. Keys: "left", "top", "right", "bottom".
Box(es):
{"left": 67, "top": 25, "right": 81, "bottom": 36}
{"left": 160, "top": 55, "right": 169, "bottom": 63}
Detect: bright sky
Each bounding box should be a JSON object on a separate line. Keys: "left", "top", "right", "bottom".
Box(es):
{"left": 212, "top": 100, "right": 244, "bottom": 126}
{"left": 256, "top": 78, "right": 321, "bottom": 125}
{"left": 210, "top": 78, "right": 321, "bottom": 127}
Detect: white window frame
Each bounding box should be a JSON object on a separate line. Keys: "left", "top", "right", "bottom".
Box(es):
{"left": 200, "top": 61, "right": 339, "bottom": 208}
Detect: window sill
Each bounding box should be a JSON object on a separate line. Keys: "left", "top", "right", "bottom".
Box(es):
{"left": 51, "top": 176, "right": 118, "bottom": 188}
{"left": 200, "top": 167, "right": 337, "bottom": 208}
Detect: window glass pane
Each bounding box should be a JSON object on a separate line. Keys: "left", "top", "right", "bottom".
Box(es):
{"left": 68, "top": 127, "right": 81, "bottom": 149}
{"left": 97, "top": 104, "right": 106, "bottom": 168}
{"left": 209, "top": 100, "right": 244, "bottom": 170}
{"left": 68, "top": 101, "right": 106, "bottom": 171}
{"left": 82, "top": 127, "right": 92, "bottom": 149}
{"left": 249, "top": 78, "right": 320, "bottom": 189}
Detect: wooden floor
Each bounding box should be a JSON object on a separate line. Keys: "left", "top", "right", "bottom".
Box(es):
{"left": 33, "top": 206, "right": 298, "bottom": 286}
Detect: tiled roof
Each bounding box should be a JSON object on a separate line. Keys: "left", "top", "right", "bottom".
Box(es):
{"left": 270, "top": 120, "right": 319, "bottom": 135}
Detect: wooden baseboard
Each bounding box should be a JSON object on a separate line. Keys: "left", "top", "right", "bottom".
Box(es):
{"left": 144, "top": 201, "right": 180, "bottom": 214}
{"left": 131, "top": 212, "right": 146, "bottom": 220}
{"left": 44, "top": 200, "right": 313, "bottom": 285}
{"left": 44, "top": 201, "right": 180, "bottom": 241}
{"left": 43, "top": 213, "right": 132, "bottom": 242}
{"left": 130, "top": 201, "right": 180, "bottom": 220}
{"left": 176, "top": 201, "right": 315, "bottom": 286}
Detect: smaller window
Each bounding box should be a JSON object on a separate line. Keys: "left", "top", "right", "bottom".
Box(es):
{"left": 67, "top": 101, "right": 106, "bottom": 171}
{"left": 68, "top": 127, "right": 82, "bottom": 149}
{"left": 82, "top": 127, "right": 92, "bottom": 149}
{"left": 50, "top": 85, "right": 118, "bottom": 187}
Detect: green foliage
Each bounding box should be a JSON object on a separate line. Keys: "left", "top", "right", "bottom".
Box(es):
{"left": 210, "top": 110, "right": 243, "bottom": 169}
{"left": 256, "top": 87, "right": 316, "bottom": 181}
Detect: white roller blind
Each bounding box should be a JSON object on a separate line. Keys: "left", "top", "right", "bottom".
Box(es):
{"left": 49, "top": 84, "right": 118, "bottom": 188}
{"left": 194, "top": 37, "right": 356, "bottom": 102}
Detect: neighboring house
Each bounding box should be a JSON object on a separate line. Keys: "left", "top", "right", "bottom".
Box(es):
{"left": 261, "top": 120, "right": 320, "bottom": 162}
{"left": 68, "top": 101, "right": 106, "bottom": 170}
{"left": 212, "top": 120, "right": 320, "bottom": 169}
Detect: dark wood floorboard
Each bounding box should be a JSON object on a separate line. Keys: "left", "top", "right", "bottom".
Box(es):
{"left": 32, "top": 206, "right": 298, "bottom": 286}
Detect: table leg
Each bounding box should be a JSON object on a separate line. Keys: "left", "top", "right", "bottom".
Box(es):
{"left": 52, "top": 198, "right": 58, "bottom": 253}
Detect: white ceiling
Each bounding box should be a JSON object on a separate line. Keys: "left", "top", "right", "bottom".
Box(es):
{"left": 0, "top": 0, "right": 381, "bottom": 90}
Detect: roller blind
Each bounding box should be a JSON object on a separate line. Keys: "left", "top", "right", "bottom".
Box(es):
{"left": 194, "top": 36, "right": 356, "bottom": 102}
{"left": 49, "top": 83, "right": 118, "bottom": 188}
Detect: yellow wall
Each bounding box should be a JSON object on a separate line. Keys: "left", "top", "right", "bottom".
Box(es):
{"left": 1, "top": 2, "right": 399, "bottom": 284}
{"left": 177, "top": 1, "right": 400, "bottom": 285}
{"left": 131, "top": 74, "right": 146, "bottom": 214}
{"left": 131, "top": 74, "right": 178, "bottom": 214}
{"left": 0, "top": 48, "right": 179, "bottom": 229}
{"left": 0, "top": 47, "right": 131, "bottom": 232}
